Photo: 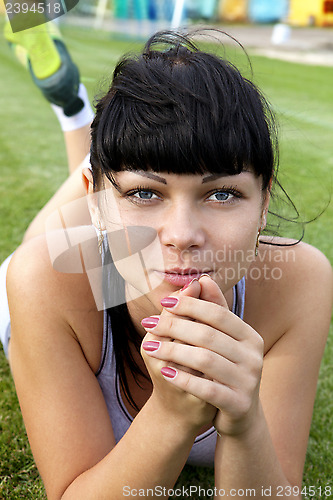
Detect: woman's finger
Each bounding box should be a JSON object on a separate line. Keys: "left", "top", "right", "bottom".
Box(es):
{"left": 141, "top": 339, "right": 246, "bottom": 389}
{"left": 159, "top": 364, "right": 238, "bottom": 413}
{"left": 142, "top": 315, "right": 244, "bottom": 363}
{"left": 198, "top": 275, "right": 229, "bottom": 309}
{"left": 142, "top": 297, "right": 259, "bottom": 344}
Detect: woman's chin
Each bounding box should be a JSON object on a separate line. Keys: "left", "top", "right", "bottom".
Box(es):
{"left": 124, "top": 274, "right": 180, "bottom": 310}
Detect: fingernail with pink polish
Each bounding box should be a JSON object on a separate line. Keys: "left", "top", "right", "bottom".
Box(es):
{"left": 141, "top": 316, "right": 159, "bottom": 329}
{"left": 161, "top": 367, "right": 178, "bottom": 379}
{"left": 160, "top": 296, "right": 179, "bottom": 308}
{"left": 180, "top": 277, "right": 198, "bottom": 291}
{"left": 142, "top": 341, "right": 161, "bottom": 352}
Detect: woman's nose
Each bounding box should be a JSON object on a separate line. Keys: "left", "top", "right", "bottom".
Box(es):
{"left": 159, "top": 204, "right": 205, "bottom": 251}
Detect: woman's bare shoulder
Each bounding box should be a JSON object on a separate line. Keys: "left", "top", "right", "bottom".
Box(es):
{"left": 7, "top": 226, "right": 103, "bottom": 370}
{"left": 245, "top": 237, "right": 332, "bottom": 350}
{"left": 8, "top": 226, "right": 98, "bottom": 306}
{"left": 257, "top": 236, "right": 332, "bottom": 279}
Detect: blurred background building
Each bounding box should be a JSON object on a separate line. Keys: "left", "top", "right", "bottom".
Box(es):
{"left": 73, "top": 0, "right": 333, "bottom": 27}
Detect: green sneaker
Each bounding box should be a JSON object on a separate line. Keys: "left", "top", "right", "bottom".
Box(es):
{"left": 4, "top": 19, "right": 84, "bottom": 116}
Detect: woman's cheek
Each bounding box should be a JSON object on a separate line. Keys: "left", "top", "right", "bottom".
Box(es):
{"left": 111, "top": 231, "right": 165, "bottom": 297}
{"left": 211, "top": 227, "right": 259, "bottom": 289}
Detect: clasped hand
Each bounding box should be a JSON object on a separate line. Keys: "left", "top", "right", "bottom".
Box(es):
{"left": 141, "top": 276, "right": 264, "bottom": 437}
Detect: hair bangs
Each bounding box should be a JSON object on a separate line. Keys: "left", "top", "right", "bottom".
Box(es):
{"left": 91, "top": 30, "right": 278, "bottom": 190}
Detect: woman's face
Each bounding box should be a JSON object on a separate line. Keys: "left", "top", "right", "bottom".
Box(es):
{"left": 98, "top": 169, "right": 269, "bottom": 311}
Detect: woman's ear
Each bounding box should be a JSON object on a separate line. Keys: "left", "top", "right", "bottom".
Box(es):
{"left": 82, "top": 167, "right": 93, "bottom": 195}
{"left": 82, "top": 167, "right": 104, "bottom": 229}
{"left": 261, "top": 190, "right": 270, "bottom": 230}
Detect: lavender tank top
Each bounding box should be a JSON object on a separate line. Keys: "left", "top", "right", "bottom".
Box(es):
{"left": 96, "top": 275, "right": 245, "bottom": 468}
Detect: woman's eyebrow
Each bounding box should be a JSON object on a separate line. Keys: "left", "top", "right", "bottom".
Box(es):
{"left": 128, "top": 171, "right": 243, "bottom": 184}
{"left": 203, "top": 170, "right": 252, "bottom": 183}
{"left": 130, "top": 171, "right": 167, "bottom": 184}
{"left": 202, "top": 174, "right": 224, "bottom": 183}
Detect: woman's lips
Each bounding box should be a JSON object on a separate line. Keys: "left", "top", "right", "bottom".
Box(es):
{"left": 154, "top": 270, "right": 213, "bottom": 286}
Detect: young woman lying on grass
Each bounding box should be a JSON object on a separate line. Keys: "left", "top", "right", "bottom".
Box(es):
{"left": 1, "top": 23, "right": 332, "bottom": 500}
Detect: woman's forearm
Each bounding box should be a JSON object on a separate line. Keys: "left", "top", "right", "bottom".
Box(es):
{"left": 214, "top": 403, "right": 301, "bottom": 500}
{"left": 61, "top": 395, "right": 197, "bottom": 500}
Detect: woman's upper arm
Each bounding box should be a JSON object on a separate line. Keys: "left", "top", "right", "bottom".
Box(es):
{"left": 7, "top": 239, "right": 115, "bottom": 499}
{"left": 258, "top": 243, "right": 332, "bottom": 487}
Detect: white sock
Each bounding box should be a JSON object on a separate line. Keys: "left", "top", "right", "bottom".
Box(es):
{"left": 0, "top": 254, "right": 14, "bottom": 359}
{"left": 51, "top": 83, "right": 94, "bottom": 132}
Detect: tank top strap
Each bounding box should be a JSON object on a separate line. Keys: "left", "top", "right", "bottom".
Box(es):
{"left": 232, "top": 275, "right": 246, "bottom": 319}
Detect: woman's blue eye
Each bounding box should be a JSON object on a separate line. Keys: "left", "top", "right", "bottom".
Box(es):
{"left": 124, "top": 186, "right": 160, "bottom": 203}
{"left": 208, "top": 191, "right": 235, "bottom": 202}
{"left": 134, "top": 190, "right": 154, "bottom": 200}
{"left": 213, "top": 192, "right": 230, "bottom": 201}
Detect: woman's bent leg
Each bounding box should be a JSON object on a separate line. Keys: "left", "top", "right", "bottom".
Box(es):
{"left": 1, "top": 20, "right": 95, "bottom": 357}
{"left": 22, "top": 155, "right": 91, "bottom": 243}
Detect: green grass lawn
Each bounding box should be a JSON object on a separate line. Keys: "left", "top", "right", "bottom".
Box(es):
{"left": 0, "top": 20, "right": 332, "bottom": 499}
